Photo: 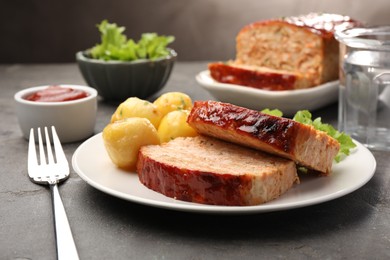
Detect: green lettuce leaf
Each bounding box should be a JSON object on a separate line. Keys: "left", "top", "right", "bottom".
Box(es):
{"left": 90, "top": 20, "right": 174, "bottom": 61}
{"left": 261, "top": 108, "right": 283, "bottom": 117}
{"left": 292, "top": 110, "right": 356, "bottom": 162}
{"left": 261, "top": 109, "right": 356, "bottom": 162}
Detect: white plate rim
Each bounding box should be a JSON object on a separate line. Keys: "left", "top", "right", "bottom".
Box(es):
{"left": 195, "top": 70, "right": 339, "bottom": 115}
{"left": 72, "top": 133, "right": 376, "bottom": 215}
{"left": 196, "top": 70, "right": 339, "bottom": 97}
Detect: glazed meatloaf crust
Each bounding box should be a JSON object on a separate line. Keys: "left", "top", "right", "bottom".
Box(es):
{"left": 209, "top": 62, "right": 314, "bottom": 91}
{"left": 187, "top": 101, "right": 340, "bottom": 175}
{"left": 137, "top": 135, "right": 299, "bottom": 206}
{"left": 209, "top": 13, "right": 362, "bottom": 90}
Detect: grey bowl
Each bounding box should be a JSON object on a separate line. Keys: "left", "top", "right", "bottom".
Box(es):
{"left": 76, "top": 49, "right": 177, "bottom": 101}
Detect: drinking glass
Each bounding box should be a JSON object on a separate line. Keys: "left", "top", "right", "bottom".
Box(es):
{"left": 336, "top": 26, "right": 390, "bottom": 151}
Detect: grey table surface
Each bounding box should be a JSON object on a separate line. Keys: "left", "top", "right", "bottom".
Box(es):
{"left": 1, "top": 62, "right": 389, "bottom": 260}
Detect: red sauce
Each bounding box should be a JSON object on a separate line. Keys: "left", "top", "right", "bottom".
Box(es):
{"left": 209, "top": 63, "right": 297, "bottom": 91}
{"left": 25, "top": 85, "right": 89, "bottom": 102}
{"left": 283, "top": 13, "right": 363, "bottom": 37}
{"left": 188, "top": 101, "right": 299, "bottom": 153}
{"left": 241, "top": 13, "right": 363, "bottom": 39}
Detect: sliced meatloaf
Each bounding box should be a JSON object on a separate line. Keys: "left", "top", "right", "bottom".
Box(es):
{"left": 187, "top": 101, "right": 340, "bottom": 175}
{"left": 137, "top": 135, "right": 298, "bottom": 206}
{"left": 208, "top": 62, "right": 314, "bottom": 91}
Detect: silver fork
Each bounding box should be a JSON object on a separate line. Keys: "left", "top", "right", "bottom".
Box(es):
{"left": 28, "top": 126, "right": 79, "bottom": 260}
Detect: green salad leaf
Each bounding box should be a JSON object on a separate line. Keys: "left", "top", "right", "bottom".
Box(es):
{"left": 90, "top": 20, "right": 175, "bottom": 61}
{"left": 261, "top": 109, "right": 356, "bottom": 162}
{"left": 292, "top": 110, "right": 356, "bottom": 162}
{"left": 260, "top": 108, "right": 283, "bottom": 117}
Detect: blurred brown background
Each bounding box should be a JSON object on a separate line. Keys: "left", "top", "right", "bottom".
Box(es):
{"left": 1, "top": 0, "right": 390, "bottom": 63}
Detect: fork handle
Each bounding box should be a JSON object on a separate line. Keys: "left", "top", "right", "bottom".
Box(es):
{"left": 50, "top": 184, "right": 80, "bottom": 260}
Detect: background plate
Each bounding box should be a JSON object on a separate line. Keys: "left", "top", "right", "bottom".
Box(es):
{"left": 196, "top": 70, "right": 339, "bottom": 116}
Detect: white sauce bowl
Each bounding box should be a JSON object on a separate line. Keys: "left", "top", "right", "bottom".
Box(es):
{"left": 14, "top": 84, "right": 98, "bottom": 143}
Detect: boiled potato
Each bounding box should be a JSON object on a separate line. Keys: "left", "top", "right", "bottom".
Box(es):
{"left": 103, "top": 117, "right": 160, "bottom": 171}
{"left": 110, "top": 97, "right": 162, "bottom": 128}
{"left": 157, "top": 110, "right": 198, "bottom": 143}
{"left": 153, "top": 92, "right": 193, "bottom": 117}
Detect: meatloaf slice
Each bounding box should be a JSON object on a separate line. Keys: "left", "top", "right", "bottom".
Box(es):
{"left": 208, "top": 62, "right": 314, "bottom": 91}
{"left": 137, "top": 136, "right": 298, "bottom": 206}
{"left": 187, "top": 101, "right": 340, "bottom": 175}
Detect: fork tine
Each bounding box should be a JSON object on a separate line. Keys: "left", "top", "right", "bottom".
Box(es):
{"left": 44, "top": 127, "right": 55, "bottom": 165}
{"left": 51, "top": 126, "right": 68, "bottom": 167}
{"left": 37, "top": 127, "right": 47, "bottom": 166}
{"left": 28, "top": 128, "right": 37, "bottom": 178}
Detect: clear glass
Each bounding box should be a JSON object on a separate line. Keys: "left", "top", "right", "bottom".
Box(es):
{"left": 336, "top": 26, "right": 390, "bottom": 151}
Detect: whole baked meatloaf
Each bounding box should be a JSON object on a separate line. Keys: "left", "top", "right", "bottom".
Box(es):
{"left": 187, "top": 100, "right": 340, "bottom": 175}
{"left": 137, "top": 136, "right": 299, "bottom": 206}
{"left": 209, "top": 13, "right": 362, "bottom": 90}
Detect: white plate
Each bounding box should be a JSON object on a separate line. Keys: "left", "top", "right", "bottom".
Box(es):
{"left": 196, "top": 70, "right": 339, "bottom": 116}
{"left": 72, "top": 133, "right": 376, "bottom": 214}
